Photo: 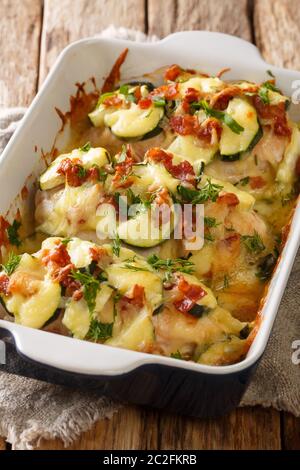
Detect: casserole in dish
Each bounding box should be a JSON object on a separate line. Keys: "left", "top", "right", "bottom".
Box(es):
{"left": 0, "top": 31, "right": 299, "bottom": 417}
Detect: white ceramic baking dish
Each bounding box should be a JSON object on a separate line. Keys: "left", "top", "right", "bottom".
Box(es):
{"left": 0, "top": 32, "right": 299, "bottom": 416}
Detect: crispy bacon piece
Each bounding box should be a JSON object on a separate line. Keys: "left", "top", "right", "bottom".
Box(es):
{"left": 138, "top": 98, "right": 152, "bottom": 109}
{"left": 170, "top": 115, "right": 222, "bottom": 144}
{"left": 252, "top": 96, "right": 291, "bottom": 138}
{"left": 147, "top": 147, "right": 195, "bottom": 184}
{"left": 102, "top": 95, "right": 123, "bottom": 107}
{"left": 173, "top": 275, "right": 207, "bottom": 313}
{"left": 0, "top": 273, "right": 9, "bottom": 296}
{"left": 182, "top": 87, "right": 201, "bottom": 113}
{"left": 151, "top": 83, "right": 179, "bottom": 100}
{"left": 164, "top": 64, "right": 182, "bottom": 81}
{"left": 249, "top": 176, "right": 266, "bottom": 189}
{"left": 216, "top": 67, "right": 231, "bottom": 79}
{"left": 122, "top": 284, "right": 145, "bottom": 309}
{"left": 112, "top": 146, "right": 135, "bottom": 189}
{"left": 57, "top": 158, "right": 85, "bottom": 187}
{"left": 101, "top": 48, "right": 129, "bottom": 93}
{"left": 217, "top": 192, "right": 239, "bottom": 206}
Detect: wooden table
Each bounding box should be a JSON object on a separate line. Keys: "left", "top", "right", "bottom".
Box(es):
{"left": 0, "top": 0, "right": 299, "bottom": 450}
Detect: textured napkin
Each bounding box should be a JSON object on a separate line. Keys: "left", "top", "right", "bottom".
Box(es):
{"left": 0, "top": 26, "right": 299, "bottom": 450}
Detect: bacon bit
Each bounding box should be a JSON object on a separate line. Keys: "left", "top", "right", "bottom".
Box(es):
{"left": 0, "top": 216, "right": 9, "bottom": 246}
{"left": 252, "top": 96, "right": 291, "bottom": 138}
{"left": 21, "top": 185, "right": 29, "bottom": 201}
{"left": 182, "top": 87, "right": 201, "bottom": 113}
{"left": 101, "top": 48, "right": 129, "bottom": 93}
{"left": 151, "top": 83, "right": 179, "bottom": 100}
{"left": 88, "top": 166, "right": 100, "bottom": 182}
{"left": 170, "top": 115, "right": 222, "bottom": 144}
{"left": 216, "top": 67, "right": 231, "bottom": 79}
{"left": 147, "top": 147, "right": 195, "bottom": 184}
{"left": 89, "top": 246, "right": 107, "bottom": 263}
{"left": 134, "top": 86, "right": 142, "bottom": 102}
{"left": 42, "top": 243, "right": 71, "bottom": 269}
{"left": 102, "top": 95, "right": 123, "bottom": 107}
{"left": 73, "top": 289, "right": 84, "bottom": 301}
{"left": 122, "top": 284, "right": 145, "bottom": 308}
{"left": 217, "top": 192, "right": 239, "bottom": 206}
{"left": 210, "top": 85, "right": 241, "bottom": 110}
{"left": 249, "top": 176, "right": 266, "bottom": 189}
{"left": 164, "top": 64, "right": 182, "bottom": 81}
{"left": 173, "top": 275, "right": 206, "bottom": 313}
{"left": 155, "top": 188, "right": 171, "bottom": 206}
{"left": 138, "top": 98, "right": 152, "bottom": 109}
{"left": 112, "top": 146, "right": 135, "bottom": 189}
{"left": 57, "top": 158, "right": 85, "bottom": 187}
{"left": 0, "top": 273, "right": 9, "bottom": 295}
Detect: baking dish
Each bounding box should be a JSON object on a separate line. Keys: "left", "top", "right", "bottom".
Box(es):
{"left": 0, "top": 31, "right": 300, "bottom": 417}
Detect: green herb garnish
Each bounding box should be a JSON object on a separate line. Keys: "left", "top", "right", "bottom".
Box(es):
{"left": 147, "top": 254, "right": 195, "bottom": 275}
{"left": 194, "top": 100, "right": 244, "bottom": 134}
{"left": 122, "top": 264, "right": 150, "bottom": 272}
{"left": 0, "top": 252, "right": 21, "bottom": 275}
{"left": 152, "top": 96, "right": 166, "bottom": 107}
{"left": 204, "top": 217, "right": 219, "bottom": 228}
{"left": 77, "top": 165, "right": 87, "bottom": 179}
{"left": 242, "top": 231, "right": 265, "bottom": 254}
{"left": 80, "top": 141, "right": 91, "bottom": 152}
{"left": 258, "top": 81, "right": 281, "bottom": 104}
{"left": 71, "top": 270, "right": 100, "bottom": 313}
{"left": 87, "top": 319, "right": 113, "bottom": 341}
{"left": 112, "top": 232, "right": 121, "bottom": 257}
{"left": 7, "top": 220, "right": 21, "bottom": 247}
{"left": 61, "top": 238, "right": 72, "bottom": 246}
{"left": 177, "top": 179, "right": 223, "bottom": 204}
{"left": 234, "top": 176, "right": 249, "bottom": 187}
{"left": 267, "top": 70, "right": 275, "bottom": 78}
{"left": 170, "top": 350, "right": 183, "bottom": 360}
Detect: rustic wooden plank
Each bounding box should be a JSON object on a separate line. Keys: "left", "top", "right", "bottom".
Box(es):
{"left": 0, "top": 0, "right": 42, "bottom": 107}
{"left": 39, "top": 0, "right": 146, "bottom": 84}
{"left": 158, "top": 407, "right": 281, "bottom": 450}
{"left": 36, "top": 406, "right": 159, "bottom": 450}
{"left": 148, "top": 0, "right": 252, "bottom": 41}
{"left": 254, "top": 0, "right": 300, "bottom": 69}
{"left": 282, "top": 413, "right": 300, "bottom": 450}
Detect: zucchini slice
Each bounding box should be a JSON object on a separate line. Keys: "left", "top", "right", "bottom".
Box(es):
{"left": 179, "top": 76, "right": 224, "bottom": 96}
{"left": 39, "top": 147, "right": 109, "bottom": 191}
{"left": 168, "top": 135, "right": 218, "bottom": 172}
{"left": 104, "top": 104, "right": 164, "bottom": 139}
{"left": 219, "top": 98, "right": 259, "bottom": 157}
{"left": 106, "top": 308, "right": 154, "bottom": 351}
{"left": 3, "top": 254, "right": 61, "bottom": 329}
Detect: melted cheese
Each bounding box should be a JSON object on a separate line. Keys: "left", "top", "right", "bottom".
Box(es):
{"left": 167, "top": 135, "right": 218, "bottom": 172}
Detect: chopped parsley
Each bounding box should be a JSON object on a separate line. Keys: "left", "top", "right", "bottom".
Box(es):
{"left": 80, "top": 141, "right": 91, "bottom": 152}
{"left": 242, "top": 231, "right": 265, "bottom": 254}
{"left": 77, "top": 165, "right": 87, "bottom": 179}
{"left": 267, "top": 70, "right": 275, "bottom": 78}
{"left": 177, "top": 179, "right": 223, "bottom": 204}
{"left": 7, "top": 220, "right": 21, "bottom": 247}
{"left": 87, "top": 319, "right": 113, "bottom": 341}
{"left": 193, "top": 100, "right": 244, "bottom": 134}
{"left": 112, "top": 232, "right": 121, "bottom": 257}
{"left": 204, "top": 216, "right": 219, "bottom": 228}
{"left": 122, "top": 263, "right": 150, "bottom": 272}
{"left": 152, "top": 96, "right": 166, "bottom": 107}
{"left": 258, "top": 81, "right": 281, "bottom": 104}
{"left": 147, "top": 254, "right": 195, "bottom": 275}
{"left": 71, "top": 270, "right": 100, "bottom": 313}
{"left": 0, "top": 252, "right": 21, "bottom": 275}
{"left": 170, "top": 350, "right": 183, "bottom": 360}
{"left": 234, "top": 176, "right": 249, "bottom": 187}
{"left": 61, "top": 238, "right": 72, "bottom": 245}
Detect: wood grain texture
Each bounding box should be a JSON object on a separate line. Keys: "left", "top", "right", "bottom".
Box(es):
{"left": 37, "top": 406, "right": 159, "bottom": 450}
{"left": 147, "top": 0, "right": 252, "bottom": 41}
{"left": 158, "top": 407, "right": 281, "bottom": 450}
{"left": 39, "top": 0, "right": 146, "bottom": 84}
{"left": 254, "top": 0, "right": 300, "bottom": 69}
{"left": 36, "top": 406, "right": 281, "bottom": 450}
{"left": 0, "top": 0, "right": 42, "bottom": 107}
{"left": 282, "top": 413, "right": 300, "bottom": 450}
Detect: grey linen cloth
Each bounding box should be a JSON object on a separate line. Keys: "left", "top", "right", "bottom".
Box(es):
{"left": 0, "top": 27, "right": 299, "bottom": 450}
